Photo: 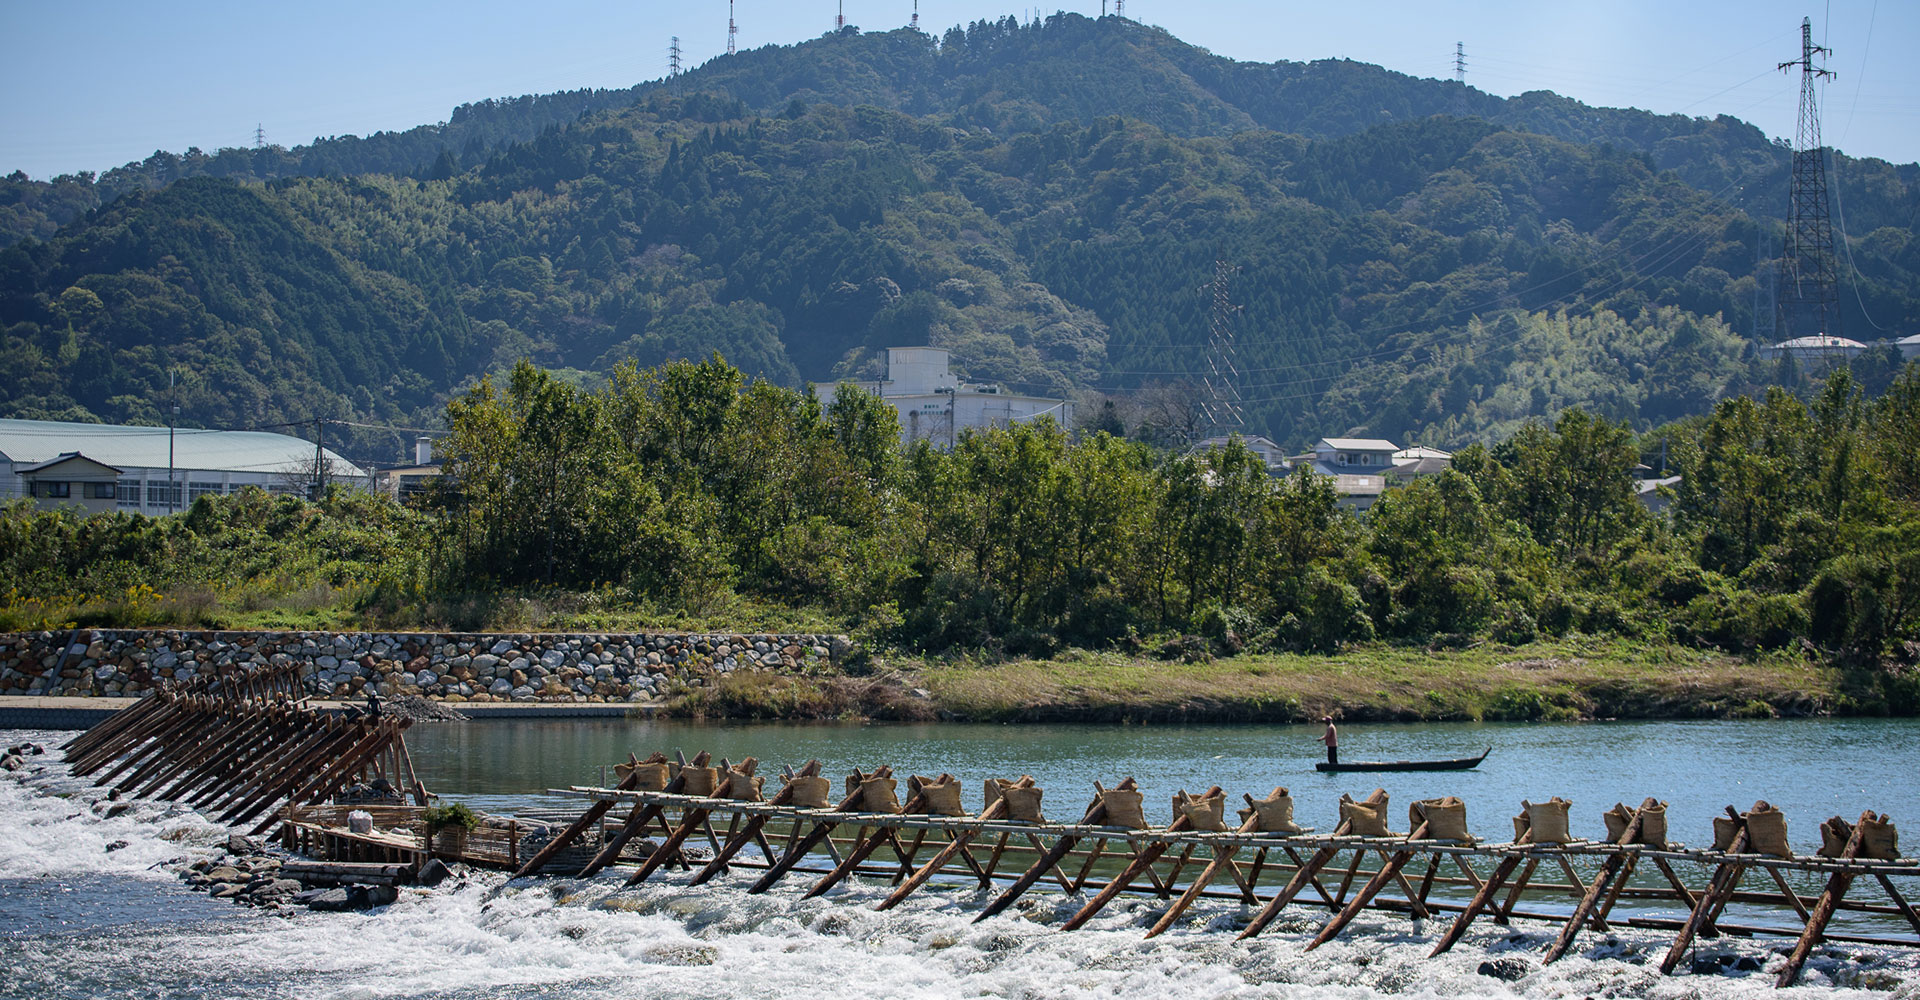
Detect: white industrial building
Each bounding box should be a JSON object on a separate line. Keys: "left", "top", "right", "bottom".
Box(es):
{"left": 832, "top": 347, "right": 1073, "bottom": 448}
{"left": 0, "top": 418, "right": 366, "bottom": 515}
{"left": 1759, "top": 335, "right": 1870, "bottom": 365}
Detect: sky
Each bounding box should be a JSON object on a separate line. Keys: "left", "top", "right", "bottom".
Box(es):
{"left": 2, "top": 1, "right": 1914, "bottom": 180}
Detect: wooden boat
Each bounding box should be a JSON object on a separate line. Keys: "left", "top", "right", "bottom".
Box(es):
{"left": 1315, "top": 746, "right": 1491, "bottom": 772}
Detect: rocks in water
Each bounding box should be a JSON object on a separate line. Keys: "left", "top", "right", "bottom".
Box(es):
{"left": 1476, "top": 957, "right": 1530, "bottom": 981}
{"left": 226, "top": 834, "right": 261, "bottom": 856}
{"left": 299, "top": 884, "right": 397, "bottom": 912}
{"left": 1690, "top": 953, "right": 1765, "bottom": 975}
{"left": 0, "top": 754, "right": 23, "bottom": 772}
{"left": 415, "top": 858, "right": 452, "bottom": 888}
{"left": 104, "top": 840, "right": 129, "bottom": 852}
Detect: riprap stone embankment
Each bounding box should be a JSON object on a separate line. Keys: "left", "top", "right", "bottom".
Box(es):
{"left": 0, "top": 629, "right": 855, "bottom": 703}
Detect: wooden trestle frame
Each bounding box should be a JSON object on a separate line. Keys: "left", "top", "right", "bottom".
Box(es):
{"left": 518, "top": 760, "right": 1918, "bottom": 985}
{"left": 59, "top": 662, "right": 426, "bottom": 836}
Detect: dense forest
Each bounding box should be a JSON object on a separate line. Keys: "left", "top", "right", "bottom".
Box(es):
{"left": 2, "top": 13, "right": 1917, "bottom": 463}
{"left": 5, "top": 357, "right": 1918, "bottom": 686}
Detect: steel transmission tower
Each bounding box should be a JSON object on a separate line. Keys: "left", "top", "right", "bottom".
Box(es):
{"left": 1777, "top": 17, "right": 1839, "bottom": 339}
{"left": 254, "top": 124, "right": 266, "bottom": 149}
{"left": 1201, "top": 259, "right": 1245, "bottom": 438}
{"left": 669, "top": 36, "right": 683, "bottom": 92}
{"left": 728, "top": 1, "right": 737, "bottom": 55}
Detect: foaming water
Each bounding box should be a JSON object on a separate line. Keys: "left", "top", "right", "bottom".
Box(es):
{"left": 2, "top": 726, "right": 1916, "bottom": 1000}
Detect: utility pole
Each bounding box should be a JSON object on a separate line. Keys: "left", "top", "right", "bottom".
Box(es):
{"left": 1201, "top": 258, "right": 1245, "bottom": 440}
{"left": 167, "top": 370, "right": 178, "bottom": 514}
{"left": 313, "top": 418, "right": 326, "bottom": 502}
{"left": 1777, "top": 17, "right": 1839, "bottom": 340}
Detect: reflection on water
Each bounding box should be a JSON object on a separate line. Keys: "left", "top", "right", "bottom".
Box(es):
{"left": 407, "top": 716, "right": 1920, "bottom": 855}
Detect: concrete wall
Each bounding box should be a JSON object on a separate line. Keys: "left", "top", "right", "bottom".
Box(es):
{"left": 0, "top": 629, "right": 854, "bottom": 703}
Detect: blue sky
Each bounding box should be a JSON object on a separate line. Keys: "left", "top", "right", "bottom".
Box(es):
{"left": 3, "top": 1, "right": 1913, "bottom": 179}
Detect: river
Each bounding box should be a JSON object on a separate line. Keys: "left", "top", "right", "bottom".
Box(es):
{"left": 1, "top": 717, "right": 1915, "bottom": 999}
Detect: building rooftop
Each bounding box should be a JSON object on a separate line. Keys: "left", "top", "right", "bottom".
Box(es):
{"left": 1319, "top": 437, "right": 1400, "bottom": 452}
{"left": 0, "top": 419, "right": 366, "bottom": 478}
{"left": 1770, "top": 335, "right": 1868, "bottom": 350}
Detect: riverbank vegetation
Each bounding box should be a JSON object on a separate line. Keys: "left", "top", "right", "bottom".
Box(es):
{"left": 3, "top": 354, "right": 1918, "bottom": 719}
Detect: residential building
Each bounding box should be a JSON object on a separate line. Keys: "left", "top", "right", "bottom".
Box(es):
{"left": 1899, "top": 334, "right": 1920, "bottom": 361}
{"left": 1391, "top": 444, "right": 1453, "bottom": 479}
{"left": 15, "top": 453, "right": 121, "bottom": 514}
{"left": 1285, "top": 437, "right": 1404, "bottom": 511}
{"left": 1194, "top": 435, "right": 1288, "bottom": 472}
{"left": 371, "top": 437, "right": 442, "bottom": 502}
{"left": 830, "top": 347, "right": 1073, "bottom": 448}
{"left": 0, "top": 418, "right": 367, "bottom": 515}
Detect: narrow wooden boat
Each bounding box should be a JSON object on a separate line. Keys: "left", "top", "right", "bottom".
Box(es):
{"left": 1315, "top": 746, "right": 1491, "bottom": 772}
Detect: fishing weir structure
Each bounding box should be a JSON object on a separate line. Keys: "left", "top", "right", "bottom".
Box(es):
{"left": 55, "top": 679, "right": 1920, "bottom": 987}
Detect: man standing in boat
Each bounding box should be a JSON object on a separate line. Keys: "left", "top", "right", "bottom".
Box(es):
{"left": 1320, "top": 716, "right": 1338, "bottom": 766}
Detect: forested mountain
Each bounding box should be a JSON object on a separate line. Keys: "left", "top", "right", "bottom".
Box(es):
{"left": 2, "top": 14, "right": 1916, "bottom": 462}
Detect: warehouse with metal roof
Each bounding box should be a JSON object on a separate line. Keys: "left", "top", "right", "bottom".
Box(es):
{"left": 0, "top": 418, "right": 366, "bottom": 515}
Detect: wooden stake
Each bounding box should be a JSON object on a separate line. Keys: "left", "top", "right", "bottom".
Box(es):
{"left": 977, "top": 780, "right": 1129, "bottom": 922}
{"left": 1659, "top": 808, "right": 1749, "bottom": 975}
{"left": 509, "top": 751, "right": 670, "bottom": 879}
{"left": 875, "top": 776, "right": 1032, "bottom": 911}
{"left": 1144, "top": 792, "right": 1265, "bottom": 938}
{"left": 1305, "top": 821, "right": 1431, "bottom": 951}
{"left": 1060, "top": 786, "right": 1221, "bottom": 932}
{"left": 1778, "top": 811, "right": 1871, "bottom": 987}
{"left": 1239, "top": 788, "right": 1388, "bottom": 941}
{"left": 752, "top": 767, "right": 893, "bottom": 895}
{"left": 1541, "top": 797, "right": 1658, "bottom": 963}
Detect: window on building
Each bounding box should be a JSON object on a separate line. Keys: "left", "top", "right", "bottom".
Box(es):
{"left": 89, "top": 482, "right": 115, "bottom": 499}
{"left": 38, "top": 481, "right": 70, "bottom": 498}
{"left": 117, "top": 480, "right": 142, "bottom": 508}
{"left": 190, "top": 481, "right": 222, "bottom": 500}
{"left": 145, "top": 482, "right": 183, "bottom": 507}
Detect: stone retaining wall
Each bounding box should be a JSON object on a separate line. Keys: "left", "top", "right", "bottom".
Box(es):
{"left": 0, "top": 629, "right": 854, "bottom": 704}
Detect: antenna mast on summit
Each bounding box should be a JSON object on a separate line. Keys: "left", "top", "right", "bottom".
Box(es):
{"left": 728, "top": 1, "right": 737, "bottom": 55}
{"left": 836, "top": 2, "right": 846, "bottom": 30}
{"left": 1201, "top": 258, "right": 1245, "bottom": 438}
{"left": 1777, "top": 16, "right": 1839, "bottom": 339}
{"left": 911, "top": 1, "right": 920, "bottom": 31}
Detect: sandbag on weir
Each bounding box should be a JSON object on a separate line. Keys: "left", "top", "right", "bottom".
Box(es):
{"left": 1339, "top": 792, "right": 1396, "bottom": 837}
{"left": 1515, "top": 797, "right": 1572, "bottom": 843}
{"left": 907, "top": 775, "right": 967, "bottom": 816}
{"left": 1239, "top": 787, "right": 1302, "bottom": 834}
{"left": 985, "top": 777, "right": 1046, "bottom": 823}
{"left": 1603, "top": 800, "right": 1668, "bottom": 848}
{"left": 1409, "top": 796, "right": 1472, "bottom": 842}
{"left": 1099, "top": 786, "right": 1148, "bottom": 829}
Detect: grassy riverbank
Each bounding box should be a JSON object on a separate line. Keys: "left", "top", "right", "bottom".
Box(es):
{"left": 673, "top": 637, "right": 1920, "bottom": 724}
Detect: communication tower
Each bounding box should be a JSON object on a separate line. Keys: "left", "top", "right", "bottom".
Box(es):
{"left": 1200, "top": 259, "right": 1245, "bottom": 437}
{"left": 253, "top": 124, "right": 266, "bottom": 149}
{"left": 837, "top": 2, "right": 846, "bottom": 30}
{"left": 1116, "top": 0, "right": 1125, "bottom": 16}
{"left": 728, "top": 0, "right": 737, "bottom": 55}
{"left": 1776, "top": 17, "right": 1839, "bottom": 339}
{"left": 911, "top": 1, "right": 920, "bottom": 31}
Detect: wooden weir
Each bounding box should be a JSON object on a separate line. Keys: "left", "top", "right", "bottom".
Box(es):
{"left": 501, "top": 755, "right": 1918, "bottom": 985}
{"left": 59, "top": 662, "right": 427, "bottom": 837}
{"left": 56, "top": 689, "right": 1920, "bottom": 985}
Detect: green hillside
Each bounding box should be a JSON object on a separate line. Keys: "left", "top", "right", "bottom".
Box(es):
{"left": 2, "top": 14, "right": 1917, "bottom": 462}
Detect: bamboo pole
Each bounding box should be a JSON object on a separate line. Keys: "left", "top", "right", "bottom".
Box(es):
{"left": 977, "top": 780, "right": 1130, "bottom": 922}
{"left": 1239, "top": 788, "right": 1387, "bottom": 941}
{"left": 805, "top": 774, "right": 949, "bottom": 898}
{"left": 1144, "top": 791, "right": 1265, "bottom": 938}
{"left": 1659, "top": 808, "right": 1750, "bottom": 975}
{"left": 571, "top": 753, "right": 672, "bottom": 877}
{"left": 1060, "top": 786, "right": 1221, "bottom": 932}
{"left": 688, "top": 761, "right": 822, "bottom": 886}
{"left": 1543, "top": 797, "right": 1657, "bottom": 964}
{"left": 623, "top": 756, "right": 752, "bottom": 887}
{"left": 874, "top": 776, "right": 1031, "bottom": 911}
{"left": 1305, "top": 821, "right": 1432, "bottom": 951}
{"left": 1778, "top": 811, "right": 1870, "bottom": 987}
{"left": 752, "top": 768, "right": 892, "bottom": 895}
{"left": 508, "top": 752, "right": 675, "bottom": 879}
{"left": 1427, "top": 837, "right": 1532, "bottom": 957}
